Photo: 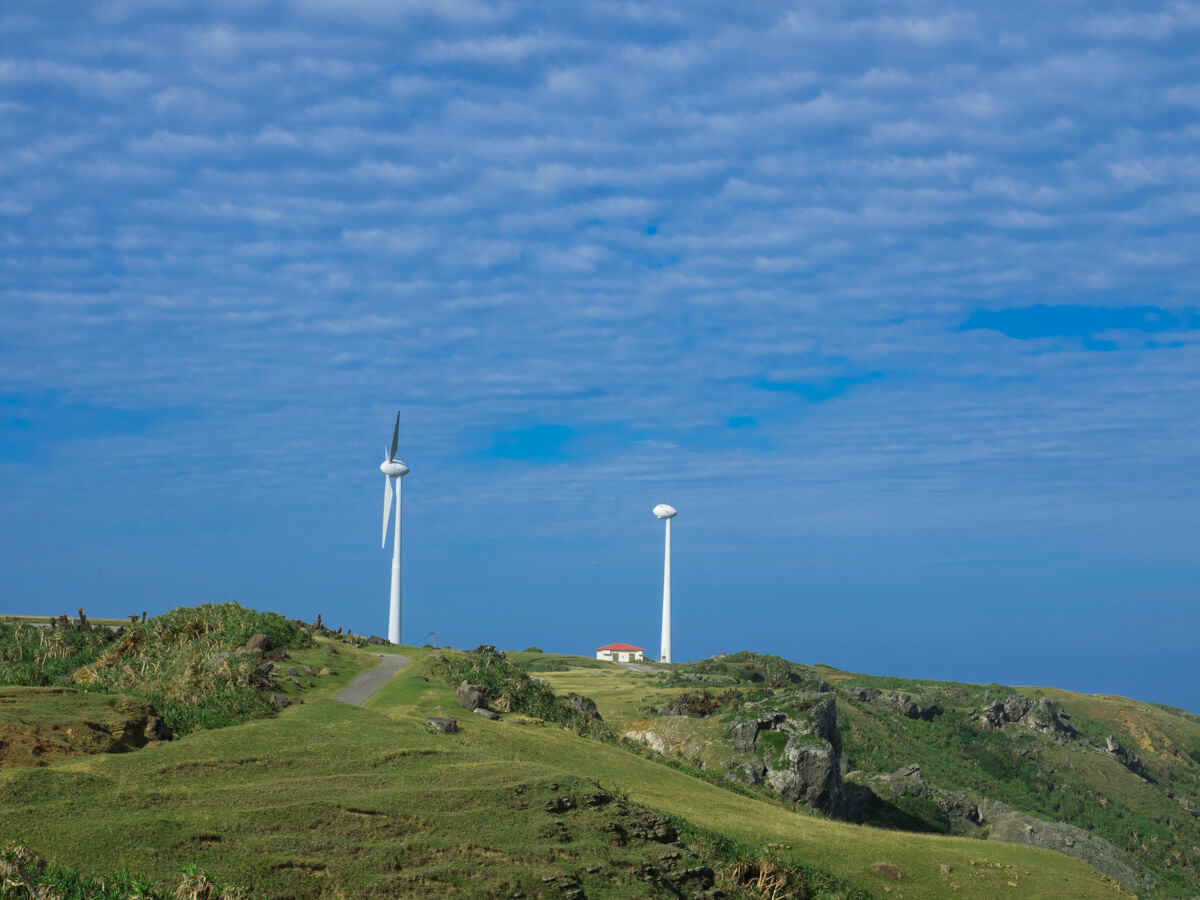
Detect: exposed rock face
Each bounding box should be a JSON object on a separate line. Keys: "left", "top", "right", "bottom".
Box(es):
{"left": 568, "top": 694, "right": 602, "bottom": 720}
{"left": 839, "top": 687, "right": 941, "bottom": 720}
{"left": 843, "top": 763, "right": 981, "bottom": 831}
{"left": 622, "top": 716, "right": 708, "bottom": 758}
{"left": 1022, "top": 697, "right": 1077, "bottom": 736}
{"left": 1104, "top": 735, "right": 1149, "bottom": 779}
{"left": 766, "top": 735, "right": 841, "bottom": 809}
{"left": 978, "top": 694, "right": 1076, "bottom": 737}
{"left": 726, "top": 697, "right": 844, "bottom": 814}
{"left": 1174, "top": 793, "right": 1199, "bottom": 817}
{"left": 456, "top": 681, "right": 487, "bottom": 711}
{"left": 728, "top": 712, "right": 787, "bottom": 752}
{"left": 980, "top": 800, "right": 1150, "bottom": 893}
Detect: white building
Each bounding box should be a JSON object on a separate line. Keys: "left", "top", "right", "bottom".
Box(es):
{"left": 596, "top": 642, "right": 645, "bottom": 663}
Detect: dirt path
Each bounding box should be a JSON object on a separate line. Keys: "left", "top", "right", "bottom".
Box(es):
{"left": 334, "top": 652, "right": 410, "bottom": 706}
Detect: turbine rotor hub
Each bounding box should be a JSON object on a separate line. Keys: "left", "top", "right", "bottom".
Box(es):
{"left": 381, "top": 460, "right": 410, "bottom": 477}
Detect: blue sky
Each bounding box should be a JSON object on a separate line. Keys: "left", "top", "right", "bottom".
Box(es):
{"left": 2, "top": 1, "right": 1198, "bottom": 710}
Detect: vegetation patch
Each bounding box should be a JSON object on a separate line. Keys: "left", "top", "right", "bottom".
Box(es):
{"left": 0, "top": 844, "right": 246, "bottom": 899}
{"left": 0, "top": 604, "right": 313, "bottom": 737}
{"left": 439, "top": 645, "right": 608, "bottom": 735}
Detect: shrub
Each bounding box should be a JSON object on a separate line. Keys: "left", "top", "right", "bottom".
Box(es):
{"left": 1, "top": 603, "right": 314, "bottom": 736}
{"left": 439, "top": 647, "right": 607, "bottom": 736}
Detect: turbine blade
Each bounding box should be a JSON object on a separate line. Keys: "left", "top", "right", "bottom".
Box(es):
{"left": 389, "top": 410, "right": 400, "bottom": 462}
{"left": 381, "top": 475, "right": 393, "bottom": 548}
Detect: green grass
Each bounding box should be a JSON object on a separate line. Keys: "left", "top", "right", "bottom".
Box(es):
{"left": 0, "top": 616, "right": 1181, "bottom": 898}
{"left": 836, "top": 687, "right": 1200, "bottom": 895}
{"left": 0, "top": 844, "right": 245, "bottom": 899}
{"left": 504, "top": 651, "right": 1200, "bottom": 895}
{"left": 0, "top": 691, "right": 1132, "bottom": 898}
{"left": 0, "top": 603, "right": 315, "bottom": 737}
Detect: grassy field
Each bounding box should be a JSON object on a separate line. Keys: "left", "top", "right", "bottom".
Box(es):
{"left": 1, "top": 617, "right": 1180, "bottom": 898}
{"left": 526, "top": 653, "right": 1200, "bottom": 895}
{"left": 0, "top": 644, "right": 1133, "bottom": 899}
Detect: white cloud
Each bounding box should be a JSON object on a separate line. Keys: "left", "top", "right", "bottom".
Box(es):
{"left": 128, "top": 130, "right": 239, "bottom": 155}
{"left": 346, "top": 160, "right": 422, "bottom": 183}
{"left": 252, "top": 125, "right": 301, "bottom": 148}
{"left": 0, "top": 59, "right": 152, "bottom": 97}
{"left": 421, "top": 32, "right": 572, "bottom": 64}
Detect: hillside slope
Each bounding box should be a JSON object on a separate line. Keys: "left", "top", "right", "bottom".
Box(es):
{"left": 535, "top": 650, "right": 1200, "bottom": 896}
{"left": 0, "top": 639, "right": 1129, "bottom": 898}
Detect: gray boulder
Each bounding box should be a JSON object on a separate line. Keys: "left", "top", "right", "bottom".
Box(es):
{"left": 978, "top": 694, "right": 1075, "bottom": 737}
{"left": 456, "top": 681, "right": 488, "bottom": 711}
{"left": 1022, "top": 697, "right": 1077, "bottom": 737}
{"left": 938, "top": 790, "right": 981, "bottom": 826}
{"left": 424, "top": 716, "right": 459, "bottom": 733}
{"left": 473, "top": 708, "right": 500, "bottom": 720}
{"left": 766, "top": 736, "right": 841, "bottom": 810}
{"left": 1003, "top": 694, "right": 1031, "bottom": 721}
{"left": 737, "top": 697, "right": 845, "bottom": 814}
{"left": 567, "top": 694, "right": 602, "bottom": 720}
{"left": 244, "top": 633, "right": 270, "bottom": 651}
{"left": 727, "top": 760, "right": 767, "bottom": 786}
{"left": 269, "top": 693, "right": 291, "bottom": 710}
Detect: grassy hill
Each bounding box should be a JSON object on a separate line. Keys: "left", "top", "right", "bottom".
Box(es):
{"left": 534, "top": 652, "right": 1200, "bottom": 896}
{"left": 1, "top": 607, "right": 1193, "bottom": 897}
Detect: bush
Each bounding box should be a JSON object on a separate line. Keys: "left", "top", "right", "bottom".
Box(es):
{"left": 440, "top": 647, "right": 607, "bottom": 736}
{"left": 0, "top": 623, "right": 113, "bottom": 686}
{"left": 0, "top": 603, "right": 314, "bottom": 736}
{"left": 521, "top": 646, "right": 544, "bottom": 653}
{"left": 520, "top": 657, "right": 569, "bottom": 673}
{"left": 0, "top": 843, "right": 246, "bottom": 899}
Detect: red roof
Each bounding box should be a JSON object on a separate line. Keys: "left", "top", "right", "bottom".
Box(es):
{"left": 596, "top": 643, "right": 644, "bottom": 652}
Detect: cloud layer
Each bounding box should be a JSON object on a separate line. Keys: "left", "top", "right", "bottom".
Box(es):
{"left": 2, "top": 1, "right": 1198, "bottom": 707}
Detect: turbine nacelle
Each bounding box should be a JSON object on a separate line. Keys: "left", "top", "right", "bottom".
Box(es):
{"left": 380, "top": 459, "right": 410, "bottom": 477}
{"left": 653, "top": 503, "right": 677, "bottom": 519}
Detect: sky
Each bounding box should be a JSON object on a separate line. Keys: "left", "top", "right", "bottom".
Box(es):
{"left": 2, "top": 1, "right": 1198, "bottom": 711}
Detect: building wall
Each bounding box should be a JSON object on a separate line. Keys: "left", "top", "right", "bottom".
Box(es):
{"left": 597, "top": 648, "right": 643, "bottom": 661}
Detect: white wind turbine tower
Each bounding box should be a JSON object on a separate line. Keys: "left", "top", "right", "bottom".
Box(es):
{"left": 380, "top": 411, "right": 410, "bottom": 645}
{"left": 653, "top": 503, "right": 677, "bottom": 663}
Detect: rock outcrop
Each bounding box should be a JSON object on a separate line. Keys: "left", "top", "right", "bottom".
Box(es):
{"left": 456, "top": 680, "right": 488, "bottom": 712}
{"left": 567, "top": 694, "right": 602, "bottom": 721}
{"left": 424, "top": 716, "right": 458, "bottom": 733}
{"left": 726, "top": 696, "right": 844, "bottom": 814}
{"left": 843, "top": 763, "right": 981, "bottom": 832}
{"left": 978, "top": 694, "right": 1076, "bottom": 737}
{"left": 1104, "top": 735, "right": 1149, "bottom": 779}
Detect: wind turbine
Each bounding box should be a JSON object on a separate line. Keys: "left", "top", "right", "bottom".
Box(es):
{"left": 380, "top": 411, "right": 410, "bottom": 645}
{"left": 652, "top": 503, "right": 677, "bottom": 663}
